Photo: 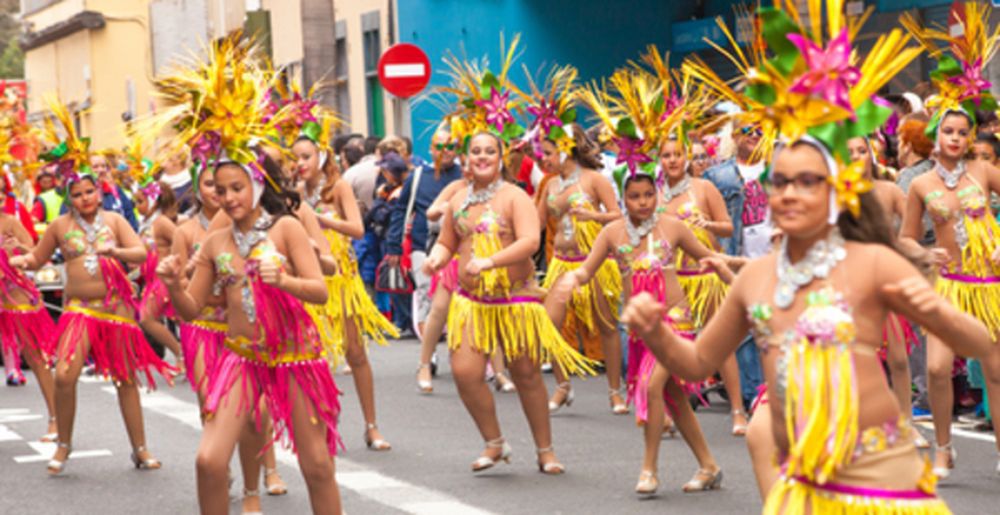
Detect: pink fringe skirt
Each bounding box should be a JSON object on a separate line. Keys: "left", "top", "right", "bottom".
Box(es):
{"left": 179, "top": 306, "right": 227, "bottom": 392}
{"left": 140, "top": 251, "right": 175, "bottom": 319}
{"left": 429, "top": 257, "right": 460, "bottom": 297}
{"left": 56, "top": 299, "right": 175, "bottom": 388}
{"left": 204, "top": 336, "right": 342, "bottom": 455}
{"left": 880, "top": 312, "right": 920, "bottom": 361}
{"left": 628, "top": 330, "right": 703, "bottom": 424}
{"left": 0, "top": 303, "right": 57, "bottom": 369}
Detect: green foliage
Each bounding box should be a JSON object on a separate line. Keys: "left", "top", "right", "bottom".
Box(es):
{"left": 0, "top": 3, "right": 23, "bottom": 79}
{"left": 0, "top": 34, "right": 24, "bottom": 78}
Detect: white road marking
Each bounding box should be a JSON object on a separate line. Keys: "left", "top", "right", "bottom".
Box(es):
{"left": 0, "top": 413, "right": 43, "bottom": 423}
{"left": 0, "top": 423, "right": 22, "bottom": 442}
{"left": 101, "top": 386, "right": 496, "bottom": 515}
{"left": 14, "top": 441, "right": 112, "bottom": 463}
{"left": 914, "top": 421, "right": 997, "bottom": 443}
{"left": 384, "top": 64, "right": 426, "bottom": 78}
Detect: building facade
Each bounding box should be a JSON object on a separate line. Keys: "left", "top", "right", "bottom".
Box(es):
{"left": 19, "top": 0, "right": 403, "bottom": 149}
{"left": 18, "top": 0, "right": 1000, "bottom": 154}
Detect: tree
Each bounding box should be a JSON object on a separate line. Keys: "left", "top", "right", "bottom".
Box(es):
{"left": 0, "top": 34, "right": 23, "bottom": 78}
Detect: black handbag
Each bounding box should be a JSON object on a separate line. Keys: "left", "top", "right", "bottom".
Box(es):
{"left": 374, "top": 257, "right": 414, "bottom": 294}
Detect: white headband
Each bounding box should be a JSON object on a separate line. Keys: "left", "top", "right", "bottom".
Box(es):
{"left": 217, "top": 150, "right": 265, "bottom": 209}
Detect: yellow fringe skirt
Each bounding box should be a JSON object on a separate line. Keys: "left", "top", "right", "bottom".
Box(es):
{"left": 307, "top": 272, "right": 399, "bottom": 364}
{"left": 542, "top": 254, "right": 622, "bottom": 335}
{"left": 446, "top": 286, "right": 598, "bottom": 376}
{"left": 936, "top": 271, "right": 1000, "bottom": 336}
{"left": 677, "top": 268, "right": 728, "bottom": 329}
{"left": 764, "top": 441, "right": 950, "bottom": 514}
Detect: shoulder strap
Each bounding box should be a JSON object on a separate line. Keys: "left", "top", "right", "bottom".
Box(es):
{"left": 404, "top": 165, "right": 424, "bottom": 235}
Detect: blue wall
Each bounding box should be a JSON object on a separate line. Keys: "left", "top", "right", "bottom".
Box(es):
{"left": 397, "top": 0, "right": 701, "bottom": 158}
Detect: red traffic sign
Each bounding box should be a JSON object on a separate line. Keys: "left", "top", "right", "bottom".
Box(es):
{"left": 378, "top": 43, "right": 431, "bottom": 99}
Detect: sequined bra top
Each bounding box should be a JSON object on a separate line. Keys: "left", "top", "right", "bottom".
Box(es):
{"left": 611, "top": 231, "right": 674, "bottom": 277}
{"left": 922, "top": 177, "right": 989, "bottom": 250}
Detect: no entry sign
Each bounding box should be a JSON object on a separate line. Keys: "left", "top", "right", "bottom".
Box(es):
{"left": 378, "top": 43, "right": 431, "bottom": 99}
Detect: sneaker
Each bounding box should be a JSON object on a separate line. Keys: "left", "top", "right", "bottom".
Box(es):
{"left": 395, "top": 329, "right": 416, "bottom": 340}
{"left": 912, "top": 407, "right": 932, "bottom": 421}
{"left": 973, "top": 420, "right": 994, "bottom": 432}
{"left": 5, "top": 371, "right": 26, "bottom": 386}
{"left": 541, "top": 363, "right": 553, "bottom": 373}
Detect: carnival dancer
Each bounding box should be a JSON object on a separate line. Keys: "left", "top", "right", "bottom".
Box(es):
{"left": 0, "top": 209, "right": 58, "bottom": 440}
{"left": 285, "top": 92, "right": 398, "bottom": 451}
{"left": 420, "top": 39, "right": 595, "bottom": 472}
{"left": 634, "top": 3, "right": 963, "bottom": 511}
{"left": 848, "top": 135, "right": 923, "bottom": 441}
{"left": 128, "top": 145, "right": 184, "bottom": 376}
{"left": 154, "top": 34, "right": 342, "bottom": 514}
{"left": 523, "top": 65, "right": 625, "bottom": 414}
{"left": 292, "top": 119, "right": 397, "bottom": 451}
{"left": 423, "top": 127, "right": 596, "bottom": 474}
{"left": 636, "top": 46, "right": 749, "bottom": 435}
{"left": 12, "top": 96, "right": 174, "bottom": 475}
{"left": 568, "top": 68, "right": 728, "bottom": 494}
{"left": 900, "top": 1, "right": 1000, "bottom": 478}
{"left": 0, "top": 110, "right": 57, "bottom": 430}
{"left": 171, "top": 159, "right": 290, "bottom": 503}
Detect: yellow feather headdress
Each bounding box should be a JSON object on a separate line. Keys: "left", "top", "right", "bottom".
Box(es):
{"left": 267, "top": 75, "right": 343, "bottom": 152}
{"left": 683, "top": 0, "right": 921, "bottom": 218}
{"left": 577, "top": 68, "right": 666, "bottom": 192}
{"left": 517, "top": 63, "right": 580, "bottom": 158}
{"left": 630, "top": 45, "right": 718, "bottom": 152}
{"left": 901, "top": 1, "right": 1000, "bottom": 138}
{"left": 122, "top": 130, "right": 160, "bottom": 203}
{"left": 140, "top": 32, "right": 287, "bottom": 194}
{"left": 38, "top": 95, "right": 94, "bottom": 192}
{"left": 434, "top": 34, "right": 526, "bottom": 153}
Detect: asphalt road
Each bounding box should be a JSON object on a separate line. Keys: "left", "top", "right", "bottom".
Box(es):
{"left": 1, "top": 339, "right": 998, "bottom": 514}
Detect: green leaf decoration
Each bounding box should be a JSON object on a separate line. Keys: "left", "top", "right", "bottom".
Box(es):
{"left": 548, "top": 125, "right": 567, "bottom": 141}
{"left": 652, "top": 93, "right": 665, "bottom": 114}
{"left": 616, "top": 117, "right": 638, "bottom": 139}
{"left": 929, "top": 56, "right": 961, "bottom": 82}
{"left": 759, "top": 164, "right": 771, "bottom": 184}
{"left": 461, "top": 98, "right": 476, "bottom": 109}
{"left": 758, "top": 7, "right": 801, "bottom": 76}
{"left": 299, "top": 121, "right": 322, "bottom": 143}
{"left": 807, "top": 121, "right": 849, "bottom": 163}
{"left": 844, "top": 99, "right": 892, "bottom": 139}
{"left": 745, "top": 82, "right": 777, "bottom": 105}
{"left": 43, "top": 141, "right": 68, "bottom": 160}
{"left": 501, "top": 122, "right": 525, "bottom": 141}
{"left": 480, "top": 72, "right": 500, "bottom": 99}
{"left": 560, "top": 107, "right": 577, "bottom": 124}
{"left": 613, "top": 163, "right": 628, "bottom": 193}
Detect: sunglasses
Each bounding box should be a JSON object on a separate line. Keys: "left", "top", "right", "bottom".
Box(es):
{"left": 434, "top": 142, "right": 457, "bottom": 151}
{"left": 691, "top": 153, "right": 709, "bottom": 162}
{"left": 764, "top": 172, "right": 829, "bottom": 195}
{"left": 739, "top": 126, "right": 764, "bottom": 137}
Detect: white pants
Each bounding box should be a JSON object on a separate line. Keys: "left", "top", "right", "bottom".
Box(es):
{"left": 409, "top": 250, "right": 432, "bottom": 335}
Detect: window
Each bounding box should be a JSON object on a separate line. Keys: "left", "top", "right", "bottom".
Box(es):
{"left": 21, "top": 0, "right": 60, "bottom": 16}
{"left": 362, "top": 11, "right": 384, "bottom": 137}
{"left": 333, "top": 20, "right": 350, "bottom": 133}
